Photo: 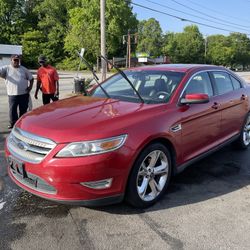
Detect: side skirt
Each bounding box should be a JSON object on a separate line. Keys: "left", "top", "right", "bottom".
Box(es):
{"left": 174, "top": 134, "right": 240, "bottom": 175}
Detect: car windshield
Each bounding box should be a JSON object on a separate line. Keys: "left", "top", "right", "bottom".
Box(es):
{"left": 91, "top": 70, "right": 185, "bottom": 104}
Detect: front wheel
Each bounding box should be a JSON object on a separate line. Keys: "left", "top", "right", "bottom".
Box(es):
{"left": 235, "top": 112, "right": 250, "bottom": 149}
{"left": 126, "top": 143, "right": 172, "bottom": 208}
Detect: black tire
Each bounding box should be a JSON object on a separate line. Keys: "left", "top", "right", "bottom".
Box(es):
{"left": 234, "top": 112, "right": 250, "bottom": 149}
{"left": 126, "top": 143, "right": 172, "bottom": 208}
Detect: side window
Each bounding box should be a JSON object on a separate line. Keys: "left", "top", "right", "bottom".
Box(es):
{"left": 230, "top": 76, "right": 241, "bottom": 90}
{"left": 211, "top": 72, "right": 234, "bottom": 95}
{"left": 185, "top": 72, "right": 213, "bottom": 97}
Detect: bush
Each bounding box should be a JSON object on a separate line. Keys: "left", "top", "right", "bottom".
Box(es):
{"left": 57, "top": 57, "right": 88, "bottom": 71}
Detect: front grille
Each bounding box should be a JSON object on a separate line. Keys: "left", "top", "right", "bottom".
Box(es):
{"left": 7, "top": 127, "right": 56, "bottom": 163}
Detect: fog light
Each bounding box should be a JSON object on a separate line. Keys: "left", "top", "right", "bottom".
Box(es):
{"left": 80, "top": 178, "right": 113, "bottom": 189}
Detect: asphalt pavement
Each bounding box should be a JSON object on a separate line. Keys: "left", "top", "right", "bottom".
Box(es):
{"left": 0, "top": 71, "right": 250, "bottom": 250}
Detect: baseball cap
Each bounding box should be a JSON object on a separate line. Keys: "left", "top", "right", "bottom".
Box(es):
{"left": 38, "top": 55, "right": 47, "bottom": 63}
{"left": 11, "top": 54, "right": 21, "bottom": 60}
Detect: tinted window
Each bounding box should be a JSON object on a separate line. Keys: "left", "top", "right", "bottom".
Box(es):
{"left": 185, "top": 72, "right": 213, "bottom": 97}
{"left": 211, "top": 72, "right": 234, "bottom": 95}
{"left": 230, "top": 76, "right": 241, "bottom": 90}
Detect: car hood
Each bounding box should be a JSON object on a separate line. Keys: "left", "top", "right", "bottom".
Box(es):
{"left": 17, "top": 96, "right": 155, "bottom": 143}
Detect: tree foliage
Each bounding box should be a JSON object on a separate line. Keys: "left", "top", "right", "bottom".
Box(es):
{"left": 137, "top": 18, "right": 163, "bottom": 57}
{"left": 228, "top": 33, "right": 250, "bottom": 69}
{"left": 64, "top": 0, "right": 137, "bottom": 67}
{"left": 1, "top": 1, "right": 250, "bottom": 69}
{"left": 21, "top": 30, "right": 45, "bottom": 67}
{"left": 32, "top": 0, "right": 76, "bottom": 65}
{"left": 206, "top": 35, "right": 232, "bottom": 66}
{"left": 163, "top": 25, "right": 205, "bottom": 63}
{"left": 0, "top": 0, "right": 39, "bottom": 44}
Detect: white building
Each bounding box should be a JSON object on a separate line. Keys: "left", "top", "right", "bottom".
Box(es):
{"left": 0, "top": 44, "right": 22, "bottom": 67}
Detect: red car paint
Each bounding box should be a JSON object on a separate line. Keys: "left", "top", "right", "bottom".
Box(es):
{"left": 5, "top": 64, "right": 250, "bottom": 206}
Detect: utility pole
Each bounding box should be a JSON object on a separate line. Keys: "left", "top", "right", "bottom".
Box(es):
{"left": 128, "top": 30, "right": 131, "bottom": 68}
{"left": 100, "top": 0, "right": 106, "bottom": 80}
{"left": 204, "top": 34, "right": 207, "bottom": 64}
{"left": 125, "top": 36, "right": 128, "bottom": 68}
{"left": 124, "top": 31, "right": 137, "bottom": 68}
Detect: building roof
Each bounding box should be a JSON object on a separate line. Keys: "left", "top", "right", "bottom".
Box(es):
{"left": 0, "top": 44, "right": 22, "bottom": 55}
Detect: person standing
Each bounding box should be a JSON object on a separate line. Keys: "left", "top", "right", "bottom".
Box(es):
{"left": 0, "top": 54, "right": 34, "bottom": 129}
{"left": 34, "top": 55, "right": 59, "bottom": 105}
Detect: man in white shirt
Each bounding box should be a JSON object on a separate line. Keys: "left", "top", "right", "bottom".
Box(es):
{"left": 0, "top": 54, "right": 34, "bottom": 129}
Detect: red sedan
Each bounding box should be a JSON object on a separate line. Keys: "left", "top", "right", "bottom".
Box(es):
{"left": 5, "top": 64, "right": 250, "bottom": 208}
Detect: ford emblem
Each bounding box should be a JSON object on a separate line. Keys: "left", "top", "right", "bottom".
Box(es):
{"left": 17, "top": 141, "right": 29, "bottom": 151}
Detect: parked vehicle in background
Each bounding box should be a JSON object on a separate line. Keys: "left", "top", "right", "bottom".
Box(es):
{"left": 5, "top": 64, "right": 250, "bottom": 208}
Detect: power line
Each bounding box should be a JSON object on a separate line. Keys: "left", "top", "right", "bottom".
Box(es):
{"left": 184, "top": 0, "right": 250, "bottom": 24}
{"left": 128, "top": 1, "right": 250, "bottom": 35}
{"left": 144, "top": 0, "right": 250, "bottom": 32}
{"left": 169, "top": 0, "right": 250, "bottom": 29}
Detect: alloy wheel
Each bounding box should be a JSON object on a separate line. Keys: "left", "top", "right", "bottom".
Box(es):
{"left": 243, "top": 115, "right": 250, "bottom": 146}
{"left": 136, "top": 150, "right": 169, "bottom": 202}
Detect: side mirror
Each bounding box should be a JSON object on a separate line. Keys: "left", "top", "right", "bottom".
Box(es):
{"left": 180, "top": 93, "right": 209, "bottom": 104}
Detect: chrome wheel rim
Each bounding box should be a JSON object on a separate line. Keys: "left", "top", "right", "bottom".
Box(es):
{"left": 136, "top": 150, "right": 169, "bottom": 202}
{"left": 243, "top": 115, "right": 250, "bottom": 146}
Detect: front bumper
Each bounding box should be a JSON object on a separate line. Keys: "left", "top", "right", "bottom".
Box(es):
{"left": 5, "top": 144, "right": 132, "bottom": 206}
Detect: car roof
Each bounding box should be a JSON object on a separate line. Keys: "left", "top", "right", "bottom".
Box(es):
{"left": 128, "top": 64, "right": 223, "bottom": 73}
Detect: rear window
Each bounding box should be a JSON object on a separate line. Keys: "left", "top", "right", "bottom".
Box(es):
{"left": 230, "top": 76, "right": 242, "bottom": 90}
{"left": 211, "top": 72, "right": 234, "bottom": 95}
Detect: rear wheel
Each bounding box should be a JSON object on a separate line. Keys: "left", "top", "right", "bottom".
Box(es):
{"left": 235, "top": 113, "right": 250, "bottom": 149}
{"left": 126, "top": 143, "right": 172, "bottom": 208}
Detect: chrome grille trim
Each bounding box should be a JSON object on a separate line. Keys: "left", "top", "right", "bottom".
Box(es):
{"left": 7, "top": 127, "right": 56, "bottom": 163}
{"left": 12, "top": 127, "right": 55, "bottom": 149}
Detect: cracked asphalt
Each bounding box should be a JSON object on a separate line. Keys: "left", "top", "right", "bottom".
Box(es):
{"left": 0, "top": 71, "right": 250, "bottom": 250}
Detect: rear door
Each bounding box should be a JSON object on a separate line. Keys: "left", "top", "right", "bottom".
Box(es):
{"left": 209, "top": 71, "right": 247, "bottom": 141}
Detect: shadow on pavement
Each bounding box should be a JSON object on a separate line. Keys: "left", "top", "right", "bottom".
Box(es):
{"left": 96, "top": 145, "right": 250, "bottom": 214}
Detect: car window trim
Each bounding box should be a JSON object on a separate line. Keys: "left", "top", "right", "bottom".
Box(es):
{"left": 229, "top": 75, "right": 243, "bottom": 90}
{"left": 208, "top": 70, "right": 239, "bottom": 96}
{"left": 178, "top": 69, "right": 244, "bottom": 105}
{"left": 178, "top": 69, "right": 214, "bottom": 105}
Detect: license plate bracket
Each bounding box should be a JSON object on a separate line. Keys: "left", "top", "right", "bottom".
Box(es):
{"left": 8, "top": 156, "right": 26, "bottom": 178}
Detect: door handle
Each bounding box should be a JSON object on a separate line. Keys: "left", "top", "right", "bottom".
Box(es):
{"left": 212, "top": 102, "right": 219, "bottom": 109}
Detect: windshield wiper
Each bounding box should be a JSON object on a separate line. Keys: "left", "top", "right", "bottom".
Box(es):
{"left": 76, "top": 51, "right": 110, "bottom": 98}
{"left": 100, "top": 56, "right": 144, "bottom": 103}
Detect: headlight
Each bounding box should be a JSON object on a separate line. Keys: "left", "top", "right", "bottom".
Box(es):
{"left": 56, "top": 134, "right": 127, "bottom": 157}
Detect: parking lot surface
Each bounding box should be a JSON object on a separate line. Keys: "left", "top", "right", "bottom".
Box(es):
{"left": 0, "top": 71, "right": 250, "bottom": 250}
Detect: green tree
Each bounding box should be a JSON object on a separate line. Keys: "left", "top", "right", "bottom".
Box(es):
{"left": 21, "top": 30, "right": 46, "bottom": 68}
{"left": 0, "top": 0, "right": 39, "bottom": 44}
{"left": 206, "top": 35, "right": 232, "bottom": 66}
{"left": 33, "top": 0, "right": 78, "bottom": 65}
{"left": 228, "top": 33, "right": 250, "bottom": 69}
{"left": 64, "top": 0, "right": 138, "bottom": 67}
{"left": 136, "top": 18, "right": 163, "bottom": 57}
{"left": 163, "top": 25, "right": 205, "bottom": 63}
